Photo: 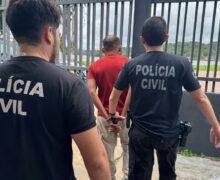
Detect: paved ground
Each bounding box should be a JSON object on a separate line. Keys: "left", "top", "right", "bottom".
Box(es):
{"left": 72, "top": 140, "right": 220, "bottom": 180}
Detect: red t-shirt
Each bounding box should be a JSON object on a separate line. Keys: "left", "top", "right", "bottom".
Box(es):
{"left": 88, "top": 54, "right": 128, "bottom": 117}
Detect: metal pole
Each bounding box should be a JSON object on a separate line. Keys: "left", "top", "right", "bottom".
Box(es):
{"left": 132, "top": 0, "right": 151, "bottom": 58}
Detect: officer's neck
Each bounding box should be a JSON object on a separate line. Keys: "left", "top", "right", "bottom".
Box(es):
{"left": 144, "top": 44, "right": 164, "bottom": 53}
{"left": 18, "top": 43, "right": 51, "bottom": 62}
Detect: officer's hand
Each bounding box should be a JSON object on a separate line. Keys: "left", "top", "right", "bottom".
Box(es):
{"left": 210, "top": 125, "right": 220, "bottom": 148}
{"left": 107, "top": 112, "right": 125, "bottom": 124}
{"left": 108, "top": 120, "right": 124, "bottom": 133}
{"left": 107, "top": 112, "right": 125, "bottom": 133}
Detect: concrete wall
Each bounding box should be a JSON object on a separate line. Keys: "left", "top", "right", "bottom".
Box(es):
{"left": 179, "top": 92, "right": 220, "bottom": 157}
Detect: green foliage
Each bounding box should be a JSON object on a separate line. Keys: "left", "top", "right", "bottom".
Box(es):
{"left": 192, "top": 65, "right": 220, "bottom": 71}
{"left": 77, "top": 42, "right": 219, "bottom": 61}
{"left": 166, "top": 42, "right": 219, "bottom": 61}
{"left": 59, "top": 39, "right": 220, "bottom": 70}
{"left": 179, "top": 149, "right": 205, "bottom": 158}
{"left": 179, "top": 149, "right": 194, "bottom": 157}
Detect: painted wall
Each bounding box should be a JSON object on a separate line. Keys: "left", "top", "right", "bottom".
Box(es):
{"left": 179, "top": 92, "right": 220, "bottom": 157}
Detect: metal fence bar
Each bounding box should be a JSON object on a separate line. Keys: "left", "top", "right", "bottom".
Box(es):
{"left": 99, "top": 2, "right": 104, "bottom": 57}
{"left": 106, "top": 2, "right": 110, "bottom": 36}
{"left": 180, "top": 2, "right": 188, "bottom": 56}
{"left": 73, "top": 4, "right": 78, "bottom": 65}
{"left": 1, "top": 0, "right": 9, "bottom": 61}
{"left": 2, "top": 9, "right": 6, "bottom": 61}
{"left": 132, "top": 0, "right": 151, "bottom": 57}
{"left": 126, "top": 0, "right": 133, "bottom": 57}
{"left": 57, "top": 0, "right": 132, "bottom": 4}
{"left": 174, "top": 2, "right": 181, "bottom": 55}
{"left": 198, "top": 77, "right": 220, "bottom": 82}
{"left": 161, "top": 2, "right": 165, "bottom": 16}
{"left": 61, "top": 5, "right": 67, "bottom": 64}
{"left": 91, "top": 3, "right": 96, "bottom": 63}
{"left": 120, "top": 1, "right": 125, "bottom": 44}
{"left": 190, "top": 1, "right": 199, "bottom": 64}
{"left": 86, "top": 3, "right": 91, "bottom": 66}
{"left": 66, "top": 5, "right": 71, "bottom": 65}
{"left": 165, "top": 2, "right": 171, "bottom": 52}
{"left": 114, "top": 1, "right": 118, "bottom": 35}
{"left": 196, "top": 1, "right": 206, "bottom": 77}
{"left": 79, "top": 3, "right": 84, "bottom": 66}
{"left": 212, "top": 20, "right": 220, "bottom": 92}
{"left": 152, "top": 0, "right": 218, "bottom": 2}
{"left": 6, "top": 26, "right": 10, "bottom": 59}
{"left": 153, "top": 3, "right": 157, "bottom": 16}
{"left": 205, "top": 0, "right": 217, "bottom": 91}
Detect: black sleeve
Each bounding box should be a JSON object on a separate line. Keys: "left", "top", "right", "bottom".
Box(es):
{"left": 114, "top": 62, "right": 129, "bottom": 90}
{"left": 182, "top": 59, "right": 201, "bottom": 92}
{"left": 64, "top": 77, "right": 96, "bottom": 135}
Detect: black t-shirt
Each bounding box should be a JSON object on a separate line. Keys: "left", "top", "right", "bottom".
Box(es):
{"left": 0, "top": 56, "right": 96, "bottom": 180}
{"left": 115, "top": 51, "right": 200, "bottom": 139}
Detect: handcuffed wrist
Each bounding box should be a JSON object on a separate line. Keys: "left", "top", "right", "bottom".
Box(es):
{"left": 109, "top": 112, "right": 116, "bottom": 117}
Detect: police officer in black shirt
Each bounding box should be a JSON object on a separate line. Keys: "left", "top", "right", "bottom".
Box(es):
{"left": 109, "top": 16, "right": 220, "bottom": 180}
{"left": 0, "top": 0, "right": 111, "bottom": 180}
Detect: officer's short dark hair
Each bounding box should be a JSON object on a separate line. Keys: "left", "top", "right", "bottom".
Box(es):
{"left": 6, "top": 0, "right": 60, "bottom": 45}
{"left": 142, "top": 16, "right": 167, "bottom": 46}
{"left": 103, "top": 35, "right": 121, "bottom": 51}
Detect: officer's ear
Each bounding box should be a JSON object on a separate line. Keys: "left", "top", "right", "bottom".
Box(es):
{"left": 164, "top": 34, "right": 169, "bottom": 42}
{"left": 43, "top": 26, "right": 54, "bottom": 45}
{"left": 139, "top": 36, "right": 146, "bottom": 45}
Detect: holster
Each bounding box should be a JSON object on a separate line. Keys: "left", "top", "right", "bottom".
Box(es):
{"left": 126, "top": 111, "right": 131, "bottom": 128}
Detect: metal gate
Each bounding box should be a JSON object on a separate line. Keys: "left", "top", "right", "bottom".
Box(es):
{"left": 0, "top": 0, "right": 219, "bottom": 93}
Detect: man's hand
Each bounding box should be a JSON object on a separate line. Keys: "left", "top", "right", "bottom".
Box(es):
{"left": 107, "top": 112, "right": 125, "bottom": 133}
{"left": 210, "top": 125, "right": 220, "bottom": 148}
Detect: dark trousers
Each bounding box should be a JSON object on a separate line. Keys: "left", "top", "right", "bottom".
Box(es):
{"left": 128, "top": 126, "right": 179, "bottom": 180}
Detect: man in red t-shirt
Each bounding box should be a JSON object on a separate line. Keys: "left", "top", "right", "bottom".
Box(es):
{"left": 87, "top": 35, "right": 129, "bottom": 180}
